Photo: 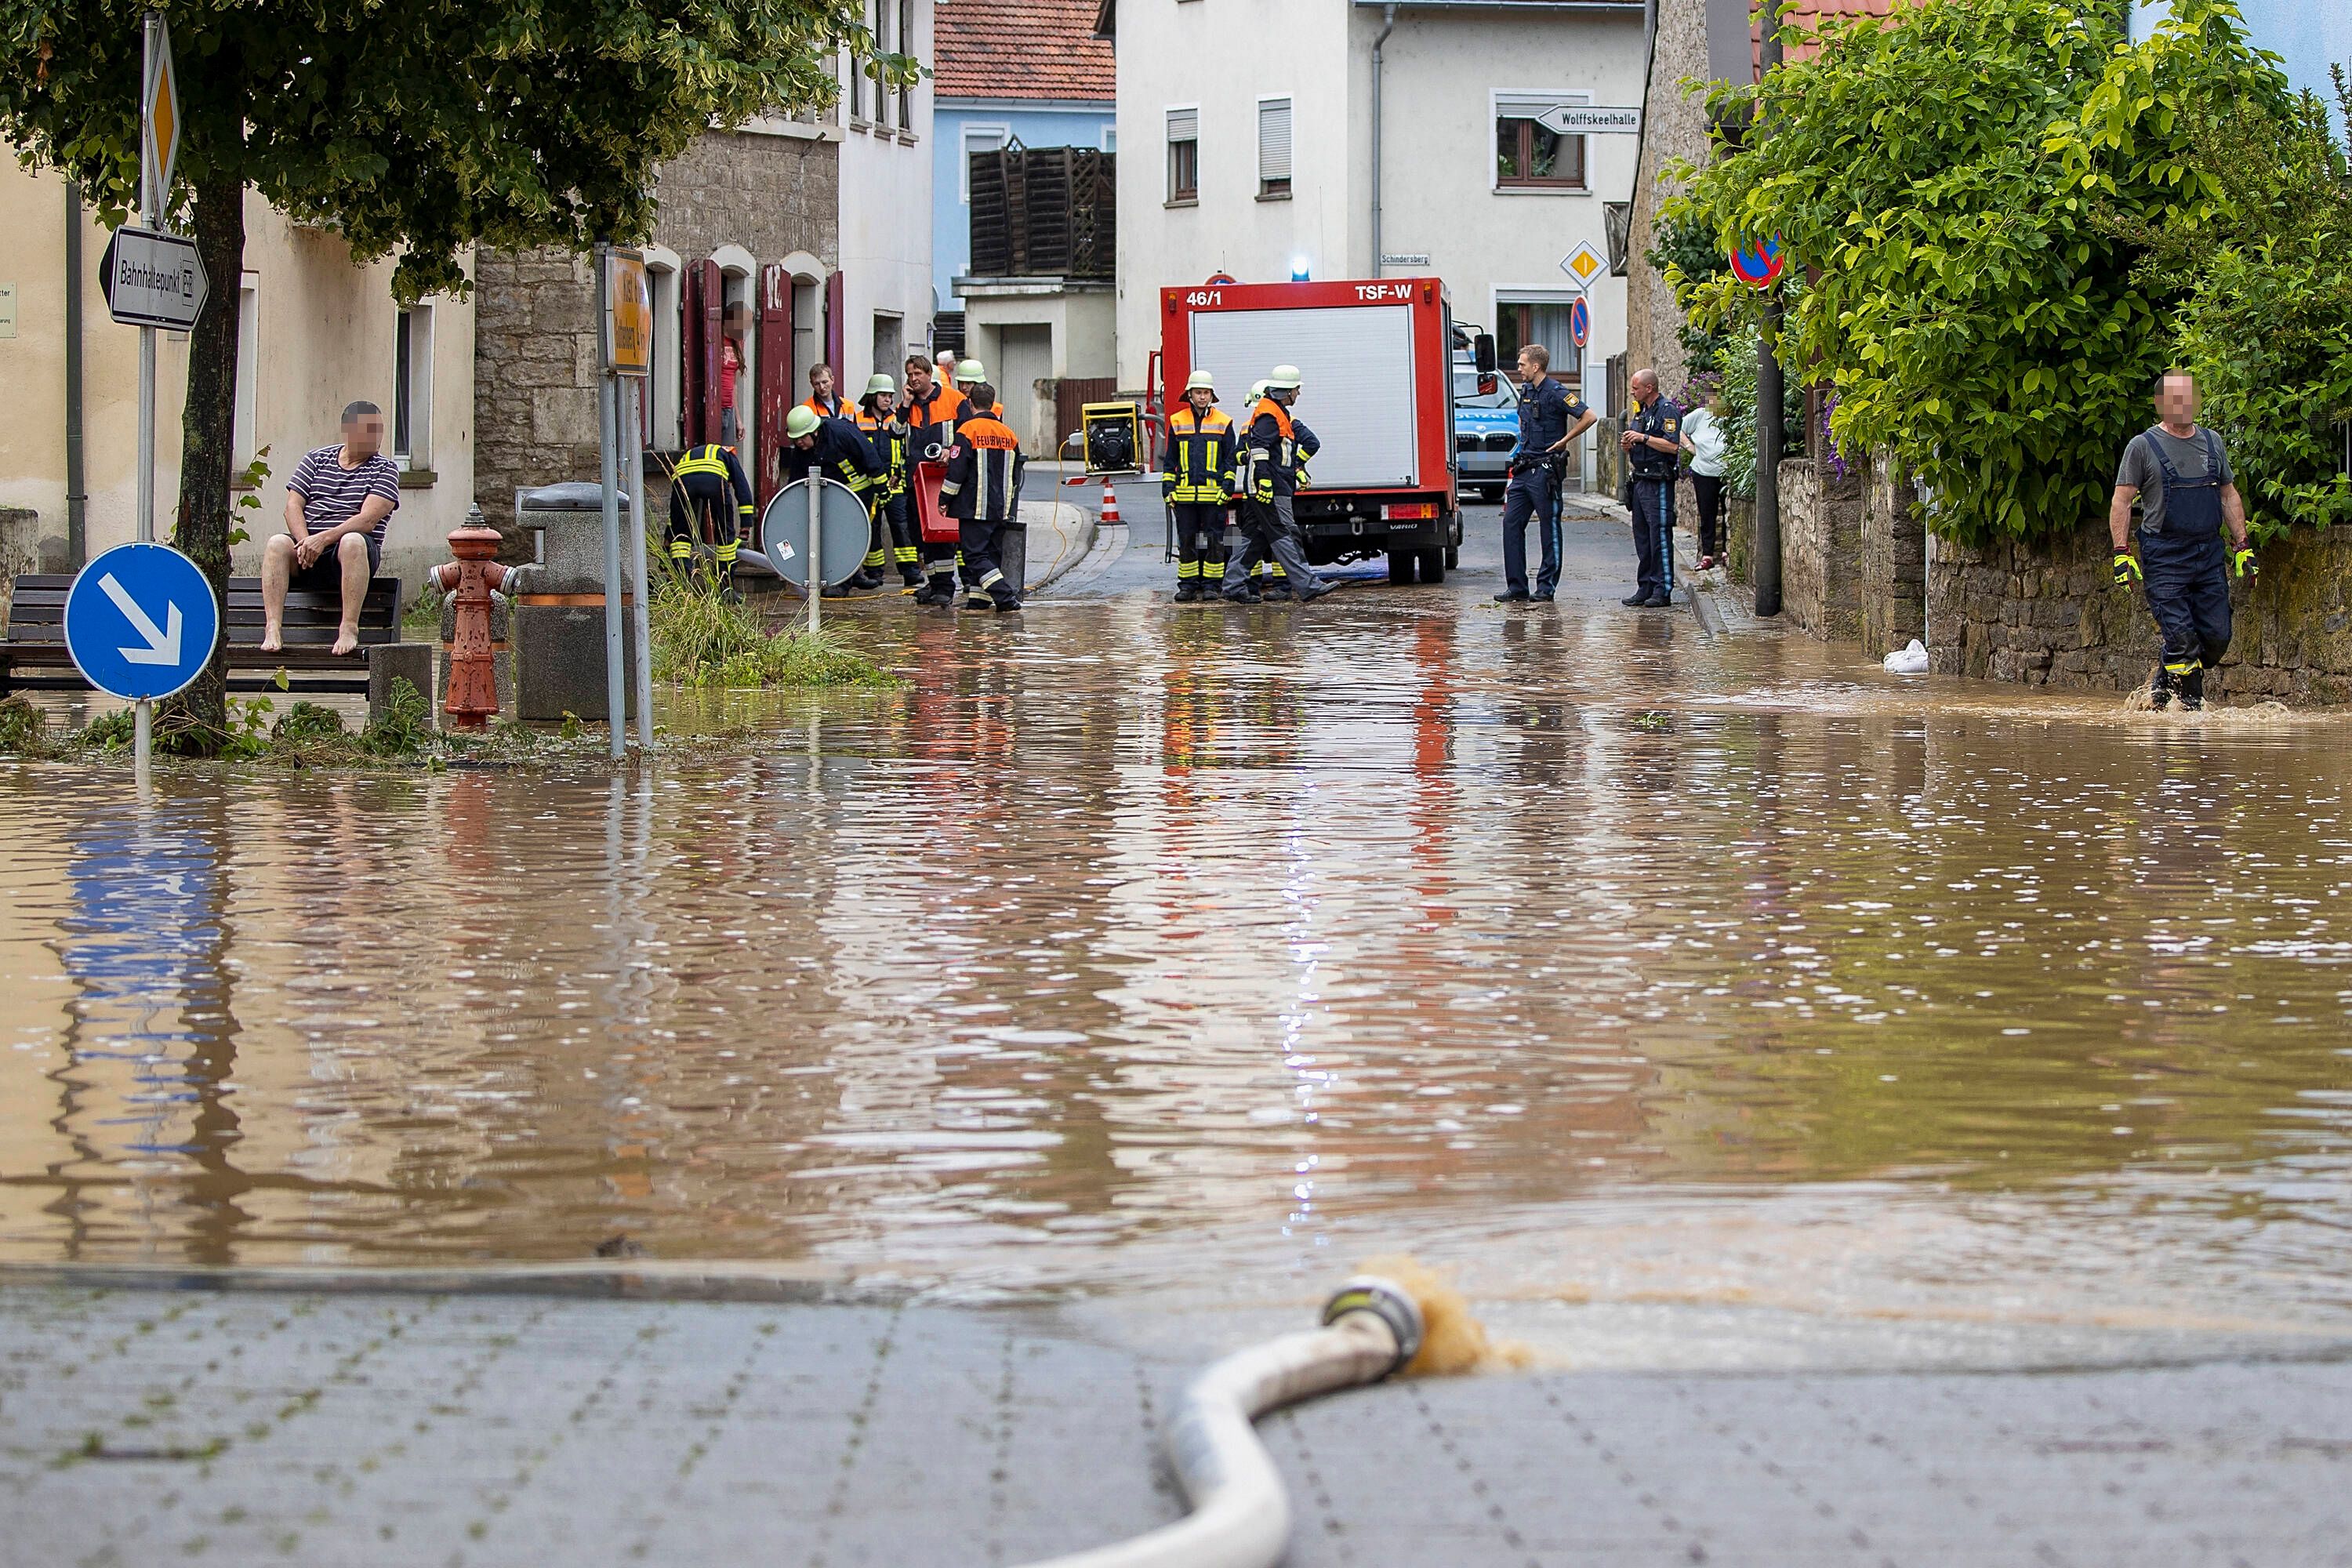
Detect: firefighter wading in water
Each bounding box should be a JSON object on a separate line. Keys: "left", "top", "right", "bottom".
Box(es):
{"left": 938, "top": 379, "right": 1025, "bottom": 612}
{"left": 782, "top": 402, "right": 886, "bottom": 596}
{"left": 1163, "top": 369, "right": 1238, "bottom": 601}
{"left": 2108, "top": 370, "right": 2260, "bottom": 711}
{"left": 666, "top": 440, "right": 753, "bottom": 591}
{"left": 856, "top": 373, "right": 925, "bottom": 590}
{"left": 1226, "top": 365, "right": 1335, "bottom": 604}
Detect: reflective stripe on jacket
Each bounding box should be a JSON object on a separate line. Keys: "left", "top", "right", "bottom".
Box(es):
{"left": 1164, "top": 407, "right": 1237, "bottom": 503}
{"left": 940, "top": 416, "right": 1025, "bottom": 523}
{"left": 673, "top": 445, "right": 754, "bottom": 520}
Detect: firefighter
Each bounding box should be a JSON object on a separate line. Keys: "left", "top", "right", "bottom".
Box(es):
{"left": 1163, "top": 369, "right": 1238, "bottom": 602}
{"left": 1225, "top": 365, "right": 1334, "bottom": 604}
{"left": 666, "top": 440, "right": 753, "bottom": 587}
{"left": 1254, "top": 415, "right": 1320, "bottom": 601}
{"left": 955, "top": 358, "right": 1007, "bottom": 419}
{"left": 905, "top": 355, "right": 968, "bottom": 604}
{"left": 800, "top": 364, "right": 844, "bottom": 420}
{"left": 938, "top": 379, "right": 1024, "bottom": 612}
{"left": 857, "top": 372, "right": 924, "bottom": 590}
{"left": 2108, "top": 371, "right": 2258, "bottom": 710}
{"left": 782, "top": 403, "right": 887, "bottom": 596}
{"left": 1619, "top": 368, "right": 1682, "bottom": 608}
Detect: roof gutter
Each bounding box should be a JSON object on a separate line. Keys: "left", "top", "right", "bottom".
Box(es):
{"left": 1370, "top": 3, "right": 1396, "bottom": 278}
{"left": 1349, "top": 1, "right": 1645, "bottom": 11}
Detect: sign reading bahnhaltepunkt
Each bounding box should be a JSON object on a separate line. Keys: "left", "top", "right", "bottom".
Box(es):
{"left": 100, "top": 227, "right": 209, "bottom": 331}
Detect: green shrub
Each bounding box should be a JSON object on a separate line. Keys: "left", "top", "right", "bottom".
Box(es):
{"left": 649, "top": 586, "right": 898, "bottom": 689}
{"left": 71, "top": 710, "right": 136, "bottom": 751}
{"left": 0, "top": 695, "right": 48, "bottom": 756}
{"left": 271, "top": 702, "right": 347, "bottom": 745}
{"left": 359, "top": 678, "right": 434, "bottom": 757}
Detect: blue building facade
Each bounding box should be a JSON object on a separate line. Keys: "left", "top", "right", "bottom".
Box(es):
{"left": 2133, "top": 2, "right": 2352, "bottom": 107}
{"left": 931, "top": 100, "right": 1116, "bottom": 318}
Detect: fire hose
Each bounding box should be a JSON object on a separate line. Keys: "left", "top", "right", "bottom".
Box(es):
{"left": 1012, "top": 1276, "right": 1425, "bottom": 1568}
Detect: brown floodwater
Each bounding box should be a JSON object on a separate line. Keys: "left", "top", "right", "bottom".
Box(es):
{"left": 3, "top": 592, "right": 2350, "bottom": 1348}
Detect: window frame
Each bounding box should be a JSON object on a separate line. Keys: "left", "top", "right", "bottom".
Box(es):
{"left": 393, "top": 302, "right": 434, "bottom": 470}
{"left": 232, "top": 275, "right": 260, "bottom": 471}
{"left": 1490, "top": 89, "right": 1592, "bottom": 195}
{"left": 1166, "top": 103, "right": 1200, "bottom": 205}
{"left": 961, "top": 122, "right": 1011, "bottom": 203}
{"left": 896, "top": 0, "right": 915, "bottom": 130}
{"left": 1256, "top": 94, "right": 1293, "bottom": 200}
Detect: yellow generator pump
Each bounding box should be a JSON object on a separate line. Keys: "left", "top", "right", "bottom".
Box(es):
{"left": 1080, "top": 401, "right": 1143, "bottom": 475}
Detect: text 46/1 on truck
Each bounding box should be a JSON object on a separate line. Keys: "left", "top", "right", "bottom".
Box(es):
{"left": 1159, "top": 277, "right": 1480, "bottom": 584}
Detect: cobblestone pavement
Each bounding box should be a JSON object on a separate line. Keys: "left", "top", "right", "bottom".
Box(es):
{"left": 5, "top": 1285, "right": 2348, "bottom": 1568}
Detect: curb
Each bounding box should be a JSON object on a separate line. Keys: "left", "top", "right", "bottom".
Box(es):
{"left": 1022, "top": 495, "right": 1098, "bottom": 593}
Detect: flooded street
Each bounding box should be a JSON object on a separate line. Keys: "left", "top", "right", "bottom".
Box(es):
{"left": 5, "top": 514, "right": 2350, "bottom": 1361}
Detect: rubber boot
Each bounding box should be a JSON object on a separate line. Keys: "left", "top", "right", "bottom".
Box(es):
{"left": 2179, "top": 665, "right": 2206, "bottom": 712}
{"left": 2148, "top": 662, "right": 2174, "bottom": 710}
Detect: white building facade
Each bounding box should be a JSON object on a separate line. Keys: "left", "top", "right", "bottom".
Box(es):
{"left": 833, "top": 0, "right": 938, "bottom": 394}
{"left": 1109, "top": 0, "right": 1646, "bottom": 405}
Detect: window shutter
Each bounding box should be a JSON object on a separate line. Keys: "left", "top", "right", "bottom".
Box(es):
{"left": 1167, "top": 107, "right": 1198, "bottom": 144}
{"left": 1258, "top": 99, "right": 1291, "bottom": 183}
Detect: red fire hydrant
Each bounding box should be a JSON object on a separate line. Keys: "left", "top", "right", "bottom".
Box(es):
{"left": 427, "top": 510, "right": 512, "bottom": 731}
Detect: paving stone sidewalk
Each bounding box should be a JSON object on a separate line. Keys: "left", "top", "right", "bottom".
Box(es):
{"left": 3, "top": 1286, "right": 2348, "bottom": 1568}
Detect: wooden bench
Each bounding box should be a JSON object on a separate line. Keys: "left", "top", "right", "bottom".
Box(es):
{"left": 1, "top": 574, "right": 422, "bottom": 700}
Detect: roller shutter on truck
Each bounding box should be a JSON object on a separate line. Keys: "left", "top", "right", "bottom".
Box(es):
{"left": 1187, "top": 305, "right": 1421, "bottom": 489}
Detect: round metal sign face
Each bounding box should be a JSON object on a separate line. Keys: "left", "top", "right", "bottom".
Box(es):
{"left": 1730, "top": 236, "right": 1786, "bottom": 290}
{"left": 757, "top": 477, "right": 876, "bottom": 590}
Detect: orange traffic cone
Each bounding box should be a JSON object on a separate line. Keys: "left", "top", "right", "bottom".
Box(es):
{"left": 1101, "top": 478, "right": 1122, "bottom": 526}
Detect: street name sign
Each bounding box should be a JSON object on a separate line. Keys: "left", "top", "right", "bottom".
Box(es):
{"left": 64, "top": 541, "right": 218, "bottom": 701}
{"left": 100, "top": 227, "right": 209, "bottom": 330}
{"left": 1537, "top": 104, "right": 1642, "bottom": 136}
{"left": 603, "top": 246, "right": 652, "bottom": 376}
{"left": 1559, "top": 242, "right": 1607, "bottom": 291}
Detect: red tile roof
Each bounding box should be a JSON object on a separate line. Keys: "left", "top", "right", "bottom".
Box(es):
{"left": 935, "top": 0, "right": 1115, "bottom": 102}
{"left": 1754, "top": 0, "right": 1896, "bottom": 74}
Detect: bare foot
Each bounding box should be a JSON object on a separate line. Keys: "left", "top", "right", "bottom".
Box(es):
{"left": 332, "top": 628, "right": 359, "bottom": 656}
{"left": 260, "top": 629, "right": 283, "bottom": 653}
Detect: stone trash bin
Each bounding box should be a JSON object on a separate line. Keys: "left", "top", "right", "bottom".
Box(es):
{"left": 507, "top": 482, "right": 641, "bottom": 724}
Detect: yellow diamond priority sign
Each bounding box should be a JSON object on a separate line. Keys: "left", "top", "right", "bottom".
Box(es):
{"left": 1559, "top": 242, "right": 1606, "bottom": 291}
{"left": 143, "top": 13, "right": 180, "bottom": 209}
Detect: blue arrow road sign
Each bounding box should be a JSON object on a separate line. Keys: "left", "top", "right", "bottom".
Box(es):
{"left": 64, "top": 542, "right": 218, "bottom": 701}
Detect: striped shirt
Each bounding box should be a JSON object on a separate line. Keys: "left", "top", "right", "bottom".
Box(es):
{"left": 288, "top": 445, "right": 401, "bottom": 545}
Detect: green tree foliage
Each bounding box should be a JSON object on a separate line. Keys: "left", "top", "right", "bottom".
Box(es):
{"left": 2, "top": 0, "right": 895, "bottom": 745}
{"left": 1661, "top": 0, "right": 2293, "bottom": 544}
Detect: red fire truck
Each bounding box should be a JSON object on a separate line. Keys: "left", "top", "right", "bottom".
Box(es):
{"left": 1157, "top": 277, "right": 1485, "bottom": 583}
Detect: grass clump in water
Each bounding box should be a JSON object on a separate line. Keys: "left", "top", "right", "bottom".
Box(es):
{"left": 0, "top": 695, "right": 49, "bottom": 757}
{"left": 650, "top": 586, "right": 897, "bottom": 690}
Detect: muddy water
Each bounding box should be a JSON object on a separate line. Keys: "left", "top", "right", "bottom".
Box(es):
{"left": 3, "top": 595, "right": 2349, "bottom": 1348}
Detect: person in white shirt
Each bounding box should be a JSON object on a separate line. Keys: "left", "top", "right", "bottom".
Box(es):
{"left": 1681, "top": 388, "right": 1731, "bottom": 572}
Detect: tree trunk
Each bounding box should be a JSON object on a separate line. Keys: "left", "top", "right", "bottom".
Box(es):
{"left": 158, "top": 158, "right": 245, "bottom": 752}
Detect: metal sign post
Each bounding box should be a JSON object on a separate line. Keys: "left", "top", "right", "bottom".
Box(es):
{"left": 806, "top": 466, "right": 823, "bottom": 635}
{"left": 595, "top": 244, "right": 652, "bottom": 759}
{"left": 623, "top": 376, "right": 655, "bottom": 752}
{"left": 132, "top": 9, "right": 177, "bottom": 794}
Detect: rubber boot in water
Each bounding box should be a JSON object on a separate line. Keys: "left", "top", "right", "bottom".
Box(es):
{"left": 2148, "top": 662, "right": 2174, "bottom": 710}
{"left": 2179, "top": 664, "right": 2206, "bottom": 712}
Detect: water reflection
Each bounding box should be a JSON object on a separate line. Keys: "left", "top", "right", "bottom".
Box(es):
{"left": 1, "top": 595, "right": 2348, "bottom": 1334}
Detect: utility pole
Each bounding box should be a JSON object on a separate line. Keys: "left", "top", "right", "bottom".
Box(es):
{"left": 1751, "top": 0, "right": 1784, "bottom": 619}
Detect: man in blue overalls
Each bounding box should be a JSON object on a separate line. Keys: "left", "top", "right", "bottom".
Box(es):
{"left": 1494, "top": 344, "right": 1597, "bottom": 604}
{"left": 1621, "top": 368, "right": 1682, "bottom": 608}
{"left": 2108, "top": 372, "right": 2259, "bottom": 711}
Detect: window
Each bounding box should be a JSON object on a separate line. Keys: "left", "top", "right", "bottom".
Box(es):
{"left": 873, "top": 313, "right": 904, "bottom": 390}
{"left": 232, "top": 278, "right": 260, "bottom": 470}
{"left": 1493, "top": 93, "right": 1588, "bottom": 191}
{"left": 1167, "top": 106, "right": 1198, "bottom": 203}
{"left": 647, "top": 260, "right": 682, "bottom": 450}
{"left": 393, "top": 303, "right": 434, "bottom": 470}
{"left": 1099, "top": 124, "right": 1117, "bottom": 154}
{"left": 897, "top": 0, "right": 915, "bottom": 129}
{"left": 962, "top": 123, "right": 1010, "bottom": 202}
{"left": 1258, "top": 96, "right": 1291, "bottom": 198}
{"left": 1496, "top": 297, "right": 1582, "bottom": 385}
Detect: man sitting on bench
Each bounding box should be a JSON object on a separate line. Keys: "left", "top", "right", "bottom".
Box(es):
{"left": 262, "top": 400, "right": 400, "bottom": 655}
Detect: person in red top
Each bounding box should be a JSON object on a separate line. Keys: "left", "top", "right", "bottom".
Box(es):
{"left": 718, "top": 338, "right": 742, "bottom": 445}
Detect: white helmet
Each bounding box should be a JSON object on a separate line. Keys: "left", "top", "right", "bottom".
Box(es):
{"left": 1266, "top": 364, "right": 1303, "bottom": 391}
{"left": 1184, "top": 368, "right": 1217, "bottom": 397}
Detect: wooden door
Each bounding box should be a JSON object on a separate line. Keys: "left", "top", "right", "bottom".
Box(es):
{"left": 757, "top": 262, "right": 794, "bottom": 513}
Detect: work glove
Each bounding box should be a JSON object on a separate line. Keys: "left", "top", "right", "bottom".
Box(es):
{"left": 2231, "top": 546, "right": 2259, "bottom": 579}
{"left": 1254, "top": 478, "right": 1274, "bottom": 503}
{"left": 2111, "top": 552, "right": 2142, "bottom": 590}
{"left": 1296, "top": 466, "right": 1313, "bottom": 492}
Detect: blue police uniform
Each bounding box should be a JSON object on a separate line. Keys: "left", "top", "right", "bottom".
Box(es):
{"left": 1625, "top": 397, "right": 1682, "bottom": 605}
{"left": 1498, "top": 377, "right": 1588, "bottom": 600}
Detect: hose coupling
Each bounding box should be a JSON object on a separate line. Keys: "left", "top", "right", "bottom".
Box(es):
{"left": 1320, "top": 1275, "right": 1425, "bottom": 1376}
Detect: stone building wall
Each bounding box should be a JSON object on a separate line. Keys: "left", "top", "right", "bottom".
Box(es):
{"left": 1777, "top": 458, "right": 1863, "bottom": 641}
{"left": 1860, "top": 452, "right": 1926, "bottom": 659}
{"left": 1625, "top": 0, "right": 1711, "bottom": 405}
{"left": 1928, "top": 521, "right": 2352, "bottom": 705}
{"left": 474, "top": 130, "right": 838, "bottom": 553}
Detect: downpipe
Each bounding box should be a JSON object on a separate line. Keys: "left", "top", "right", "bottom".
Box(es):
{"left": 1015, "top": 1276, "right": 1425, "bottom": 1568}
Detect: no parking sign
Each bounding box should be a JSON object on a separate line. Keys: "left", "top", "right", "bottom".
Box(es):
{"left": 1568, "top": 296, "right": 1590, "bottom": 350}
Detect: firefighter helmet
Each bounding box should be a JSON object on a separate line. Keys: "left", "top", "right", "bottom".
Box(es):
{"left": 784, "top": 405, "right": 821, "bottom": 440}
{"left": 1248, "top": 380, "right": 1269, "bottom": 402}
{"left": 1184, "top": 369, "right": 1217, "bottom": 397}
{"left": 956, "top": 358, "right": 987, "bottom": 385}
{"left": 864, "top": 373, "right": 895, "bottom": 397}
{"left": 1267, "top": 365, "right": 1303, "bottom": 390}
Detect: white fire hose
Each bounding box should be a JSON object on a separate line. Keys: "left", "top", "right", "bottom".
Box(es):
{"left": 1015, "top": 1276, "right": 1425, "bottom": 1568}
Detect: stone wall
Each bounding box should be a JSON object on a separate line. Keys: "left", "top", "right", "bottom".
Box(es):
{"left": 474, "top": 130, "right": 837, "bottom": 554}
{"left": 1928, "top": 520, "right": 2352, "bottom": 705}
{"left": 1777, "top": 459, "right": 1863, "bottom": 641}
{"left": 1860, "top": 452, "right": 1926, "bottom": 659}
{"left": 1625, "top": 0, "right": 1711, "bottom": 403}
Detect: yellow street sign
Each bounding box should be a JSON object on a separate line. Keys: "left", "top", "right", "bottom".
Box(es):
{"left": 604, "top": 248, "right": 652, "bottom": 376}
{"left": 1559, "top": 242, "right": 1606, "bottom": 291}
{"left": 143, "top": 14, "right": 180, "bottom": 210}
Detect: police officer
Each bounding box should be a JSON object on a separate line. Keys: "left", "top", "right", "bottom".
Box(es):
{"left": 1619, "top": 368, "right": 1682, "bottom": 608}
{"left": 1225, "top": 365, "right": 1335, "bottom": 604}
{"left": 857, "top": 373, "right": 924, "bottom": 590}
{"left": 938, "top": 379, "right": 1025, "bottom": 612}
{"left": 666, "top": 441, "right": 753, "bottom": 586}
{"left": 782, "top": 403, "right": 887, "bottom": 596}
{"left": 2109, "top": 371, "right": 2259, "bottom": 711}
{"left": 1163, "top": 370, "right": 1238, "bottom": 602}
{"left": 1494, "top": 343, "right": 1597, "bottom": 604}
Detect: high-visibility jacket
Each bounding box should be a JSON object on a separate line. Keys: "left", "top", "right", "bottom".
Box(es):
{"left": 1163, "top": 405, "right": 1238, "bottom": 504}
{"left": 857, "top": 409, "right": 910, "bottom": 495}
{"left": 672, "top": 444, "right": 755, "bottom": 525}
{"left": 940, "top": 414, "right": 1025, "bottom": 524}
{"left": 800, "top": 391, "right": 844, "bottom": 421}
{"left": 908, "top": 384, "right": 965, "bottom": 463}
{"left": 1247, "top": 397, "right": 1301, "bottom": 497}
{"left": 792, "top": 416, "right": 885, "bottom": 495}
